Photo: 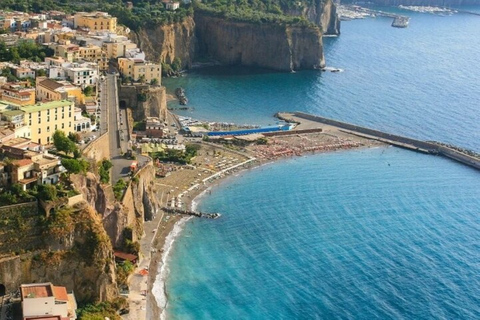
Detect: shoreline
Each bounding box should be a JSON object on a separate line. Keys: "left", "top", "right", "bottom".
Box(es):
{"left": 127, "top": 125, "right": 384, "bottom": 319}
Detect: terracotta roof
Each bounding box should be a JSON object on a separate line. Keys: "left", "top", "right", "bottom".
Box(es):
{"left": 12, "top": 159, "right": 33, "bottom": 167}
{"left": 21, "top": 283, "right": 53, "bottom": 299}
{"left": 53, "top": 286, "right": 69, "bottom": 301}
{"left": 39, "top": 79, "right": 64, "bottom": 91}
{"left": 114, "top": 251, "right": 137, "bottom": 262}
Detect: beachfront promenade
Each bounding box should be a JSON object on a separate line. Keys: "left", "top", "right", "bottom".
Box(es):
{"left": 278, "top": 112, "right": 480, "bottom": 171}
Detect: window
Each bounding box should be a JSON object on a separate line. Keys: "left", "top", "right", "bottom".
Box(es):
{"left": 62, "top": 123, "right": 64, "bottom": 129}
{"left": 29, "top": 120, "right": 31, "bottom": 126}
{"left": 38, "top": 111, "right": 41, "bottom": 117}
{"left": 69, "top": 112, "right": 71, "bottom": 117}
{"left": 38, "top": 128, "right": 41, "bottom": 134}
{"left": 55, "top": 124, "right": 57, "bottom": 130}
{"left": 69, "top": 122, "right": 71, "bottom": 127}
{"left": 47, "top": 126, "right": 50, "bottom": 132}
{"left": 47, "top": 116, "right": 50, "bottom": 121}
{"left": 55, "top": 115, "right": 57, "bottom": 120}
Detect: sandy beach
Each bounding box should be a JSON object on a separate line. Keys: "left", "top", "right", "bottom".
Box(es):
{"left": 123, "top": 122, "right": 384, "bottom": 319}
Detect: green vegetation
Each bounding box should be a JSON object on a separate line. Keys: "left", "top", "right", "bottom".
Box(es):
{"left": 61, "top": 158, "right": 90, "bottom": 175}
{"left": 0, "top": 40, "right": 54, "bottom": 64}
{"left": 113, "top": 178, "right": 127, "bottom": 200}
{"left": 44, "top": 206, "right": 75, "bottom": 239}
{"left": 132, "top": 121, "right": 146, "bottom": 131}
{"left": 0, "top": 184, "right": 35, "bottom": 206}
{"left": 83, "top": 85, "right": 95, "bottom": 97}
{"left": 195, "top": 0, "right": 315, "bottom": 27}
{"left": 53, "top": 130, "right": 79, "bottom": 158}
{"left": 151, "top": 143, "right": 200, "bottom": 165}
{"left": 162, "top": 57, "right": 182, "bottom": 76}
{"left": 77, "top": 298, "right": 127, "bottom": 320}
{"left": 116, "top": 260, "right": 134, "bottom": 286}
{"left": 37, "top": 184, "right": 57, "bottom": 201}
{"left": 98, "top": 159, "right": 113, "bottom": 184}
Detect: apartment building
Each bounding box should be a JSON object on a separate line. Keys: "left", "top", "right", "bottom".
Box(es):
{"left": 73, "top": 12, "right": 117, "bottom": 32}
{"left": 118, "top": 58, "right": 161, "bottom": 84}
{"left": 0, "top": 82, "right": 35, "bottom": 106}
{"left": 20, "top": 100, "right": 75, "bottom": 145}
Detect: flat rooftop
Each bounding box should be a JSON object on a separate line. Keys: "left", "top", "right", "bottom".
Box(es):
{"left": 21, "top": 283, "right": 53, "bottom": 299}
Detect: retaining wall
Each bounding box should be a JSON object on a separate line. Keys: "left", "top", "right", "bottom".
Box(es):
{"left": 83, "top": 132, "right": 110, "bottom": 162}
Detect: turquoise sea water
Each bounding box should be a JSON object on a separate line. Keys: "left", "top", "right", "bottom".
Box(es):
{"left": 165, "top": 11, "right": 480, "bottom": 151}
{"left": 161, "top": 9, "right": 480, "bottom": 319}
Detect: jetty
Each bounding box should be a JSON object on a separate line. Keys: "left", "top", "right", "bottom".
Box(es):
{"left": 162, "top": 207, "right": 221, "bottom": 219}
{"left": 276, "top": 112, "right": 480, "bottom": 171}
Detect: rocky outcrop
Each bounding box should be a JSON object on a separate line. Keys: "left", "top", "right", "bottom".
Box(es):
{"left": 285, "top": 0, "right": 340, "bottom": 35}
{"left": 130, "top": 17, "right": 196, "bottom": 69}
{"left": 118, "top": 84, "right": 167, "bottom": 122}
{"left": 194, "top": 13, "right": 325, "bottom": 71}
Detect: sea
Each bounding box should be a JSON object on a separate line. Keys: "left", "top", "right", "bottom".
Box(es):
{"left": 156, "top": 8, "right": 480, "bottom": 320}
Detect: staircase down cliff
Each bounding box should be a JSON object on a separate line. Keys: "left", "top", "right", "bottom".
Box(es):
{"left": 194, "top": 13, "right": 325, "bottom": 71}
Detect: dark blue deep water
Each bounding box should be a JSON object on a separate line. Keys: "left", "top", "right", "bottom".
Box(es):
{"left": 160, "top": 10, "right": 480, "bottom": 319}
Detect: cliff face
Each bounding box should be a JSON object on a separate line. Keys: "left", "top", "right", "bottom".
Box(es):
{"left": 341, "top": 0, "right": 479, "bottom": 4}
{"left": 194, "top": 13, "right": 325, "bottom": 71}
{"left": 118, "top": 84, "right": 167, "bottom": 123}
{"left": 285, "top": 0, "right": 340, "bottom": 35}
{"left": 130, "top": 17, "right": 196, "bottom": 69}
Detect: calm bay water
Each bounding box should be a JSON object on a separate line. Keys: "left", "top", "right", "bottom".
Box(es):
{"left": 161, "top": 10, "right": 480, "bottom": 319}
{"left": 165, "top": 11, "right": 480, "bottom": 151}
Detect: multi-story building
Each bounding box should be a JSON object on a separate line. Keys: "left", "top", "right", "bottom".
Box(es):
{"left": 20, "top": 100, "right": 75, "bottom": 145}
{"left": 73, "top": 12, "right": 117, "bottom": 32}
{"left": 0, "top": 82, "right": 36, "bottom": 106}
{"left": 78, "top": 44, "right": 104, "bottom": 63}
{"left": 64, "top": 63, "right": 98, "bottom": 87}
{"left": 20, "top": 282, "right": 77, "bottom": 320}
{"left": 36, "top": 78, "right": 85, "bottom": 106}
{"left": 12, "top": 67, "right": 36, "bottom": 79}
{"left": 74, "top": 107, "right": 91, "bottom": 132}
{"left": 118, "top": 58, "right": 161, "bottom": 84}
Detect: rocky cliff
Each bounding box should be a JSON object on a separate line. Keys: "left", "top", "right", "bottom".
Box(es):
{"left": 341, "top": 0, "right": 480, "bottom": 4}
{"left": 285, "top": 0, "right": 340, "bottom": 35}
{"left": 194, "top": 13, "right": 325, "bottom": 71}
{"left": 118, "top": 84, "right": 168, "bottom": 123}
{"left": 130, "top": 17, "right": 196, "bottom": 69}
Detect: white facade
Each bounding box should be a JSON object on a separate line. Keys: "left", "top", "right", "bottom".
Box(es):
{"left": 65, "top": 66, "right": 98, "bottom": 86}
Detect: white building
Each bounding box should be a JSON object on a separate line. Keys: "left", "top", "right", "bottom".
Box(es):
{"left": 20, "top": 282, "right": 77, "bottom": 320}
{"left": 64, "top": 63, "right": 98, "bottom": 87}
{"left": 74, "top": 107, "right": 91, "bottom": 132}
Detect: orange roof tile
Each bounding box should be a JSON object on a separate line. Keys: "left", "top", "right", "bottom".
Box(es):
{"left": 21, "top": 283, "right": 53, "bottom": 299}
{"left": 53, "top": 286, "right": 69, "bottom": 301}
{"left": 12, "top": 159, "right": 33, "bottom": 167}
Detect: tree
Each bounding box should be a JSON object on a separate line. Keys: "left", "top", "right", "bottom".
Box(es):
{"left": 68, "top": 132, "right": 81, "bottom": 143}
{"left": 53, "top": 130, "right": 78, "bottom": 156}
{"left": 37, "top": 184, "right": 57, "bottom": 201}
{"left": 83, "top": 85, "right": 94, "bottom": 96}
{"left": 138, "top": 75, "right": 146, "bottom": 84}
{"left": 150, "top": 78, "right": 159, "bottom": 86}
{"left": 172, "top": 57, "right": 182, "bottom": 72}
{"left": 61, "top": 158, "right": 89, "bottom": 175}
{"left": 36, "top": 69, "right": 47, "bottom": 77}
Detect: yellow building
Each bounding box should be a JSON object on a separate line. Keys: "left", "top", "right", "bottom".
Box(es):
{"left": 118, "top": 58, "right": 162, "bottom": 84}
{"left": 36, "top": 78, "right": 85, "bottom": 106}
{"left": 73, "top": 12, "right": 117, "bottom": 32}
{"left": 78, "top": 45, "right": 105, "bottom": 63}
{"left": 102, "top": 39, "right": 138, "bottom": 59}
{"left": 20, "top": 100, "right": 75, "bottom": 145}
{"left": 0, "top": 82, "right": 36, "bottom": 106}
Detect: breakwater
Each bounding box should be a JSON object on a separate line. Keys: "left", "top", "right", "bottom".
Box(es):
{"left": 162, "top": 207, "right": 221, "bottom": 219}
{"left": 278, "top": 112, "right": 480, "bottom": 171}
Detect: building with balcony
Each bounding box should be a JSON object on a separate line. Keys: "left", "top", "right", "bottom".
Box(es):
{"left": 118, "top": 58, "right": 161, "bottom": 84}
{"left": 0, "top": 82, "right": 36, "bottom": 106}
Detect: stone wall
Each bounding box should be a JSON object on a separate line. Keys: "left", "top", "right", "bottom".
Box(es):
{"left": 83, "top": 132, "right": 110, "bottom": 162}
